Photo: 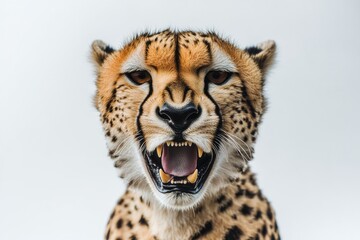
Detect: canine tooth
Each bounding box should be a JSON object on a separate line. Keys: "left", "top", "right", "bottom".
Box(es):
{"left": 189, "top": 142, "right": 192, "bottom": 146}
{"left": 171, "top": 179, "right": 174, "bottom": 184}
{"left": 166, "top": 141, "right": 170, "bottom": 146}
{"left": 159, "top": 169, "right": 172, "bottom": 183}
{"left": 187, "top": 169, "right": 198, "bottom": 184}
{"left": 184, "top": 180, "right": 188, "bottom": 184}
{"left": 171, "top": 142, "right": 174, "bottom": 147}
{"left": 156, "top": 145, "right": 163, "bottom": 158}
{"left": 197, "top": 147, "right": 203, "bottom": 158}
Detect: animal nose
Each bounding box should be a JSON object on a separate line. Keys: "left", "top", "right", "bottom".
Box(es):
{"left": 158, "top": 102, "right": 201, "bottom": 132}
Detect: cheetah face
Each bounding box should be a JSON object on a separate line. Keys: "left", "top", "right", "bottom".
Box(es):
{"left": 91, "top": 30, "right": 276, "bottom": 209}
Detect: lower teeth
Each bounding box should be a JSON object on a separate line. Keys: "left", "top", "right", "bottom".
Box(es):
{"left": 158, "top": 169, "right": 198, "bottom": 184}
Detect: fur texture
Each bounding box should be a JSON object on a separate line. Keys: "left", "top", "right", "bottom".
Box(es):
{"left": 91, "top": 29, "right": 279, "bottom": 240}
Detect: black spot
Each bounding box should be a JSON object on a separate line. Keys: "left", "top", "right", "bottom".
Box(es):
{"left": 267, "top": 206, "right": 274, "bottom": 221}
{"left": 111, "top": 136, "right": 117, "bottom": 142}
{"left": 232, "top": 214, "right": 237, "bottom": 220}
{"left": 257, "top": 190, "right": 264, "bottom": 200}
{"left": 116, "top": 218, "right": 123, "bottom": 228}
{"left": 245, "top": 190, "right": 256, "bottom": 198}
{"left": 271, "top": 234, "right": 276, "bottom": 240}
{"left": 216, "top": 194, "right": 226, "bottom": 204}
{"left": 240, "top": 204, "right": 253, "bottom": 216}
{"left": 250, "top": 234, "right": 260, "bottom": 240}
{"left": 224, "top": 226, "right": 243, "bottom": 240}
{"left": 130, "top": 235, "right": 137, "bottom": 240}
{"left": 235, "top": 187, "right": 245, "bottom": 198}
{"left": 261, "top": 224, "right": 268, "bottom": 236}
{"left": 191, "top": 221, "right": 213, "bottom": 240}
{"left": 219, "top": 199, "right": 233, "bottom": 212}
{"left": 254, "top": 210, "right": 262, "bottom": 220}
{"left": 127, "top": 221, "right": 133, "bottom": 229}
{"left": 139, "top": 215, "right": 149, "bottom": 227}
{"left": 118, "top": 199, "right": 124, "bottom": 205}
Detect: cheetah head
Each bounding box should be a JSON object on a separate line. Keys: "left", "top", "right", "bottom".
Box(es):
{"left": 91, "top": 30, "right": 276, "bottom": 210}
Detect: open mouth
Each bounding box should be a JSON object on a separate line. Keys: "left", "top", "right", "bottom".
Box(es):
{"left": 145, "top": 141, "right": 214, "bottom": 194}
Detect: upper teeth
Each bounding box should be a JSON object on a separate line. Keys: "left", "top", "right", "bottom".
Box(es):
{"left": 156, "top": 141, "right": 204, "bottom": 158}
{"left": 156, "top": 145, "right": 162, "bottom": 158}
{"left": 165, "top": 141, "right": 192, "bottom": 147}
{"left": 198, "top": 147, "right": 203, "bottom": 158}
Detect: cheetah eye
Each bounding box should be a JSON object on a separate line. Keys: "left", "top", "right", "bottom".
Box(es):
{"left": 126, "top": 70, "right": 151, "bottom": 85}
{"left": 205, "top": 71, "right": 232, "bottom": 85}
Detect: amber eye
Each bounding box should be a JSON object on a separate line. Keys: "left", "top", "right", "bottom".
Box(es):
{"left": 205, "top": 71, "right": 232, "bottom": 85}
{"left": 126, "top": 70, "right": 151, "bottom": 85}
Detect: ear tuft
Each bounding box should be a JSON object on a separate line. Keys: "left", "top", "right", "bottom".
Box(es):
{"left": 91, "top": 40, "right": 115, "bottom": 69}
{"left": 244, "top": 40, "right": 276, "bottom": 75}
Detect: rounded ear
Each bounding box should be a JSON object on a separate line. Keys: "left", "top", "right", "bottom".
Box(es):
{"left": 91, "top": 40, "right": 115, "bottom": 71}
{"left": 244, "top": 40, "right": 276, "bottom": 75}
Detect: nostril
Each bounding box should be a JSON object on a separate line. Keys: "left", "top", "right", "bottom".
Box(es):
{"left": 156, "top": 107, "right": 171, "bottom": 121}
{"left": 157, "top": 103, "right": 201, "bottom": 132}
{"left": 185, "top": 107, "right": 201, "bottom": 123}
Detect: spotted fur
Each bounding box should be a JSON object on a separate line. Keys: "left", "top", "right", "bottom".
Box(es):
{"left": 91, "top": 29, "right": 279, "bottom": 240}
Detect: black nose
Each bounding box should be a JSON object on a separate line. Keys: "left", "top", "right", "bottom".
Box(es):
{"left": 158, "top": 102, "right": 201, "bottom": 132}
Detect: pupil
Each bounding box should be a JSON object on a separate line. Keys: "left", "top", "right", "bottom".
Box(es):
{"left": 138, "top": 72, "right": 146, "bottom": 79}
{"left": 213, "top": 72, "right": 220, "bottom": 78}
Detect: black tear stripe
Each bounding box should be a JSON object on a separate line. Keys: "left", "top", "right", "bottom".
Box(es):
{"left": 202, "top": 40, "right": 224, "bottom": 151}
{"left": 204, "top": 75, "right": 224, "bottom": 155}
{"left": 190, "top": 220, "right": 213, "bottom": 240}
{"left": 135, "top": 80, "right": 153, "bottom": 155}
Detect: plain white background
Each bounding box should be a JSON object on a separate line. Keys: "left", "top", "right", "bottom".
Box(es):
{"left": 1, "top": 0, "right": 359, "bottom": 239}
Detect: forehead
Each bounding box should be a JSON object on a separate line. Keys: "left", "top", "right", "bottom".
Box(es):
{"left": 123, "top": 31, "right": 236, "bottom": 73}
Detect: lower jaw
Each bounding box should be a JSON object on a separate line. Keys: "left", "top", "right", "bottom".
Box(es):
{"left": 144, "top": 152, "right": 215, "bottom": 194}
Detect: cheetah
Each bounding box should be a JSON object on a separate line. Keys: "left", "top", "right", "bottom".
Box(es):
{"left": 91, "top": 29, "right": 280, "bottom": 240}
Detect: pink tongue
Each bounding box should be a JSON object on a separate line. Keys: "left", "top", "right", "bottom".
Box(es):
{"left": 161, "top": 144, "right": 197, "bottom": 177}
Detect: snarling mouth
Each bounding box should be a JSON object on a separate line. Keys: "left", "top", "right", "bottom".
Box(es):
{"left": 145, "top": 141, "right": 214, "bottom": 194}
